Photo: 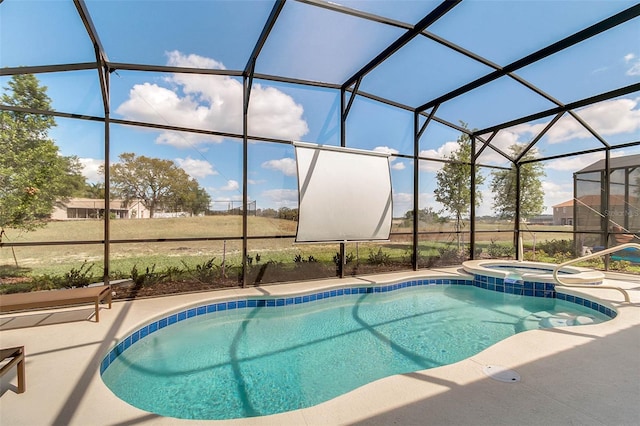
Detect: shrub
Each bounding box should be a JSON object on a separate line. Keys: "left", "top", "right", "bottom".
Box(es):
{"left": 63, "top": 261, "right": 95, "bottom": 288}
{"left": 437, "top": 247, "right": 467, "bottom": 265}
{"left": 611, "top": 260, "right": 631, "bottom": 271}
{"left": 487, "top": 241, "right": 514, "bottom": 258}
{"left": 30, "top": 274, "right": 60, "bottom": 291}
{"left": 538, "top": 239, "right": 573, "bottom": 256}
{"left": 0, "top": 281, "right": 36, "bottom": 294}
{"left": 184, "top": 257, "right": 222, "bottom": 283}
{"left": 551, "top": 252, "right": 572, "bottom": 263}
{"left": 162, "top": 265, "right": 184, "bottom": 282}
{"left": 294, "top": 254, "right": 319, "bottom": 264}
{"left": 333, "top": 252, "right": 355, "bottom": 266}
{"left": 584, "top": 256, "right": 604, "bottom": 269}
{"left": 368, "top": 248, "right": 390, "bottom": 266}
{"left": 130, "top": 263, "right": 159, "bottom": 286}
{"left": 473, "top": 246, "right": 483, "bottom": 259}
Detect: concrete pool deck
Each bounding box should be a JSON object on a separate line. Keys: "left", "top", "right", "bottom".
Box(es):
{"left": 1, "top": 267, "right": 639, "bottom": 425}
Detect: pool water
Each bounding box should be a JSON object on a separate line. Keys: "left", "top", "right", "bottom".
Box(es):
{"left": 102, "top": 285, "right": 608, "bottom": 420}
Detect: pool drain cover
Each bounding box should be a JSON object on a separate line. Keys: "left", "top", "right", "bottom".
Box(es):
{"left": 482, "top": 365, "right": 521, "bottom": 383}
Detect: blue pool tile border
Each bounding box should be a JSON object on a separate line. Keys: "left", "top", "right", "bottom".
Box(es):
{"left": 100, "top": 277, "right": 617, "bottom": 375}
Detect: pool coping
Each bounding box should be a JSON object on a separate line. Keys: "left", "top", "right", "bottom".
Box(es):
{"left": 462, "top": 259, "right": 605, "bottom": 284}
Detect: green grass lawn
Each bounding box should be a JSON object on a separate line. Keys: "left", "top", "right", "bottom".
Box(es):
{"left": 1, "top": 216, "right": 295, "bottom": 276}
{"left": 0, "top": 217, "right": 585, "bottom": 280}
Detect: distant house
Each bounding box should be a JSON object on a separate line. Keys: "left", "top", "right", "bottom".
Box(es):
{"left": 553, "top": 199, "right": 574, "bottom": 226}
{"left": 553, "top": 155, "right": 640, "bottom": 230}
{"left": 574, "top": 154, "right": 640, "bottom": 233}
{"left": 527, "top": 214, "right": 553, "bottom": 225}
{"left": 51, "top": 198, "right": 150, "bottom": 220}
{"left": 552, "top": 194, "right": 638, "bottom": 227}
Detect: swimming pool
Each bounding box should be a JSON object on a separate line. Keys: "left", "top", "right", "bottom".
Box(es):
{"left": 100, "top": 278, "right": 614, "bottom": 420}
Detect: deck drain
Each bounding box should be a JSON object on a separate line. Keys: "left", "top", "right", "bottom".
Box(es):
{"left": 482, "top": 365, "right": 521, "bottom": 383}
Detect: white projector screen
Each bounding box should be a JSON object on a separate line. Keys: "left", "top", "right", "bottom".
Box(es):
{"left": 294, "top": 142, "right": 393, "bottom": 243}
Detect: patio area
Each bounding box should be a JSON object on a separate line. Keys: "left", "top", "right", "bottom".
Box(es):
{"left": 1, "top": 268, "right": 639, "bottom": 426}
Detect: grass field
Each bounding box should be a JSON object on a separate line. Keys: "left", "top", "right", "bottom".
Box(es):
{"left": 0, "top": 216, "right": 577, "bottom": 280}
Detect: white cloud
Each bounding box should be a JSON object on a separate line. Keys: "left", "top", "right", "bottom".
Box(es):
{"left": 247, "top": 84, "right": 309, "bottom": 139}
{"left": 418, "top": 134, "right": 523, "bottom": 171}
{"left": 219, "top": 180, "right": 240, "bottom": 191}
{"left": 625, "top": 53, "right": 640, "bottom": 76}
{"left": 116, "top": 82, "right": 228, "bottom": 142}
{"left": 517, "top": 98, "right": 640, "bottom": 144}
{"left": 261, "top": 189, "right": 298, "bottom": 208}
{"left": 419, "top": 141, "right": 458, "bottom": 160}
{"left": 542, "top": 180, "right": 568, "bottom": 193}
{"left": 261, "top": 157, "right": 297, "bottom": 176}
{"left": 476, "top": 131, "right": 525, "bottom": 165}
{"left": 79, "top": 157, "right": 103, "bottom": 182}
{"left": 157, "top": 130, "right": 221, "bottom": 149}
{"left": 393, "top": 192, "right": 412, "bottom": 204}
{"left": 418, "top": 141, "right": 460, "bottom": 172}
{"left": 627, "top": 61, "right": 640, "bottom": 76}
{"left": 542, "top": 180, "right": 573, "bottom": 213}
{"left": 418, "top": 191, "right": 434, "bottom": 207}
{"left": 468, "top": 96, "right": 640, "bottom": 158}
{"left": 486, "top": 129, "right": 523, "bottom": 152}
{"left": 424, "top": 94, "right": 638, "bottom": 175}
{"left": 175, "top": 156, "right": 217, "bottom": 178}
{"left": 166, "top": 50, "right": 226, "bottom": 70}
{"left": 546, "top": 150, "right": 629, "bottom": 172}
{"left": 373, "top": 146, "right": 398, "bottom": 156}
{"left": 417, "top": 159, "right": 440, "bottom": 173}
{"left": 373, "top": 145, "right": 405, "bottom": 170}
{"left": 546, "top": 152, "right": 602, "bottom": 171}
{"left": 393, "top": 192, "right": 413, "bottom": 216}
{"left": 116, "top": 51, "right": 309, "bottom": 147}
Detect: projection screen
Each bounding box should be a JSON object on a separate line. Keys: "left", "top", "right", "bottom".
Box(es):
{"left": 294, "top": 142, "right": 393, "bottom": 243}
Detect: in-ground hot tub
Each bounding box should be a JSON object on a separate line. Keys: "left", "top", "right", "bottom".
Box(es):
{"left": 462, "top": 259, "right": 605, "bottom": 286}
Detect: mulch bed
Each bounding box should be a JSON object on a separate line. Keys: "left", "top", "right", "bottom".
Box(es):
{"left": 112, "top": 279, "right": 240, "bottom": 300}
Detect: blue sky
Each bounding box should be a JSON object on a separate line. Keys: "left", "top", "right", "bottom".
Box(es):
{"left": 1, "top": 0, "right": 639, "bottom": 217}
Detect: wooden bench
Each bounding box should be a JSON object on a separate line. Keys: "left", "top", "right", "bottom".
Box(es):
{"left": 0, "top": 286, "right": 112, "bottom": 322}
{"left": 0, "top": 346, "right": 25, "bottom": 394}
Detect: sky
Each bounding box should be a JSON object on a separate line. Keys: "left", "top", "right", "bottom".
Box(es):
{"left": 1, "top": 0, "right": 639, "bottom": 218}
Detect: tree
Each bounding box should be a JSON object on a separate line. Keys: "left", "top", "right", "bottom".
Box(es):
{"left": 434, "top": 130, "right": 485, "bottom": 237}
{"left": 277, "top": 207, "right": 298, "bottom": 221}
{"left": 258, "top": 208, "right": 278, "bottom": 218}
{"left": 83, "top": 182, "right": 106, "bottom": 199}
{"left": 490, "top": 144, "right": 545, "bottom": 221}
{"left": 108, "top": 153, "right": 210, "bottom": 217}
{"left": 0, "top": 74, "right": 86, "bottom": 232}
{"left": 166, "top": 181, "right": 211, "bottom": 216}
{"left": 403, "top": 207, "right": 444, "bottom": 227}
